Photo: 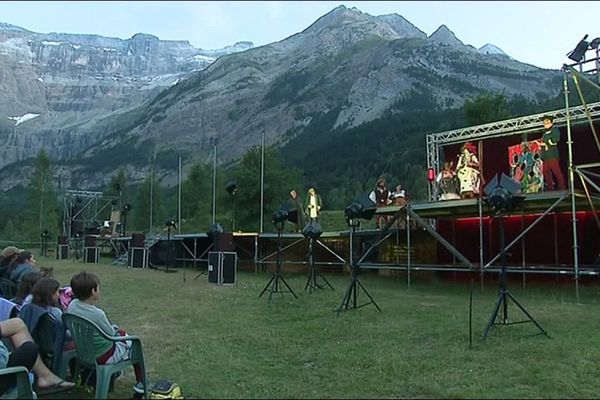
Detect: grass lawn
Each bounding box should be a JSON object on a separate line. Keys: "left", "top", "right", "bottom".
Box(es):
{"left": 38, "top": 256, "right": 600, "bottom": 399}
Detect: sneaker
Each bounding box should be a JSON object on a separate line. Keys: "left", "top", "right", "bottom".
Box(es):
{"left": 133, "top": 382, "right": 145, "bottom": 394}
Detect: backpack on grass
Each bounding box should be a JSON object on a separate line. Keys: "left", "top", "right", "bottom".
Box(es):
{"left": 150, "top": 380, "right": 184, "bottom": 399}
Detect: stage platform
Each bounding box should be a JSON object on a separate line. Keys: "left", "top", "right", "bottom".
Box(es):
{"left": 375, "top": 190, "right": 600, "bottom": 219}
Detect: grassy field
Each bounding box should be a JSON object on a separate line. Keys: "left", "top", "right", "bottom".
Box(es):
{"left": 37, "top": 255, "right": 600, "bottom": 399}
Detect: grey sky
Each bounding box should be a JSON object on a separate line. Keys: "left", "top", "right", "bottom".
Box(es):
{"left": 0, "top": 1, "right": 598, "bottom": 69}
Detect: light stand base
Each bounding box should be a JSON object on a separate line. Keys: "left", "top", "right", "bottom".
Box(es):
{"left": 304, "top": 238, "right": 334, "bottom": 292}
{"left": 259, "top": 223, "right": 297, "bottom": 301}
{"left": 482, "top": 284, "right": 550, "bottom": 340}
{"left": 336, "top": 266, "right": 381, "bottom": 316}
{"left": 259, "top": 272, "right": 298, "bottom": 301}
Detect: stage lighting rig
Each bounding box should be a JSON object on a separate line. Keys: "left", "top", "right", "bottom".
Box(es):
{"left": 272, "top": 208, "right": 289, "bottom": 225}
{"left": 567, "top": 34, "right": 590, "bottom": 62}
{"left": 260, "top": 206, "right": 297, "bottom": 301}
{"left": 483, "top": 173, "right": 524, "bottom": 215}
{"left": 481, "top": 173, "right": 548, "bottom": 340}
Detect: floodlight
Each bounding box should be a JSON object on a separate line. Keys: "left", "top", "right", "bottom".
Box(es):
{"left": 272, "top": 208, "right": 288, "bottom": 224}
{"left": 483, "top": 173, "right": 524, "bottom": 214}
{"left": 225, "top": 181, "right": 239, "bottom": 195}
{"left": 567, "top": 34, "right": 589, "bottom": 62}
{"left": 344, "top": 202, "right": 364, "bottom": 220}
{"left": 164, "top": 219, "right": 177, "bottom": 228}
{"left": 302, "top": 220, "right": 322, "bottom": 239}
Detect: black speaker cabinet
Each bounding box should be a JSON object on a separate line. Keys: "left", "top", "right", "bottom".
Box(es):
{"left": 131, "top": 233, "right": 145, "bottom": 248}
{"left": 208, "top": 251, "right": 237, "bottom": 285}
{"left": 56, "top": 244, "right": 69, "bottom": 260}
{"left": 84, "top": 235, "right": 96, "bottom": 247}
{"left": 210, "top": 232, "right": 235, "bottom": 252}
{"left": 130, "top": 248, "right": 147, "bottom": 268}
{"left": 58, "top": 235, "right": 68, "bottom": 245}
{"left": 84, "top": 247, "right": 99, "bottom": 263}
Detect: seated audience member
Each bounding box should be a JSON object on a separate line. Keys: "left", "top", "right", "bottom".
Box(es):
{"left": 30, "top": 278, "right": 63, "bottom": 321}
{"left": 67, "top": 271, "right": 145, "bottom": 394}
{"left": 0, "top": 247, "right": 22, "bottom": 280}
{"left": 8, "top": 252, "right": 38, "bottom": 286}
{"left": 0, "top": 318, "right": 74, "bottom": 395}
{"left": 13, "top": 272, "right": 42, "bottom": 307}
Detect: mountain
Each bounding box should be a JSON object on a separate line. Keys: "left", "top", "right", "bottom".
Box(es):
{"left": 0, "top": 23, "right": 253, "bottom": 176}
{"left": 0, "top": 5, "right": 563, "bottom": 193}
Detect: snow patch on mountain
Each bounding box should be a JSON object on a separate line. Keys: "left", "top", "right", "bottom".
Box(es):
{"left": 8, "top": 113, "right": 40, "bottom": 126}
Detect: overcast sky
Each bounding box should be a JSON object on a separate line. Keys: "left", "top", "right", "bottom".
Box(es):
{"left": 0, "top": 1, "right": 598, "bottom": 70}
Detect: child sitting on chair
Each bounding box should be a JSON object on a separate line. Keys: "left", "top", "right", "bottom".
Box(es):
{"left": 66, "top": 271, "right": 145, "bottom": 394}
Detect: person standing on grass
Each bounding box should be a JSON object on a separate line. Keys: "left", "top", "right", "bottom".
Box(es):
{"left": 66, "top": 271, "right": 146, "bottom": 395}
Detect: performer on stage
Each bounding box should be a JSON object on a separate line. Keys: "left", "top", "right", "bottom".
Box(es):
{"left": 304, "top": 187, "right": 322, "bottom": 223}
{"left": 456, "top": 142, "right": 481, "bottom": 199}
{"left": 369, "top": 177, "right": 391, "bottom": 229}
{"left": 390, "top": 184, "right": 408, "bottom": 206}
{"left": 540, "top": 115, "right": 566, "bottom": 191}
{"left": 435, "top": 161, "right": 461, "bottom": 201}
{"left": 288, "top": 189, "right": 305, "bottom": 232}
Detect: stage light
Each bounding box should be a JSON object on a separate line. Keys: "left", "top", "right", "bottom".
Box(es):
{"left": 302, "top": 220, "right": 322, "bottom": 239}
{"left": 225, "top": 181, "right": 239, "bottom": 195}
{"left": 209, "top": 223, "right": 223, "bottom": 233}
{"left": 483, "top": 173, "right": 524, "bottom": 214}
{"left": 122, "top": 203, "right": 132, "bottom": 213}
{"left": 589, "top": 37, "right": 600, "bottom": 50}
{"left": 344, "top": 202, "right": 364, "bottom": 220}
{"left": 164, "top": 219, "right": 177, "bottom": 228}
{"left": 272, "top": 208, "right": 288, "bottom": 224}
{"left": 427, "top": 168, "right": 435, "bottom": 182}
{"left": 567, "top": 34, "right": 589, "bottom": 62}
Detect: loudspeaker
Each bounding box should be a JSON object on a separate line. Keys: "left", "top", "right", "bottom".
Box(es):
{"left": 58, "top": 235, "right": 68, "bottom": 245}
{"left": 130, "top": 248, "right": 147, "bottom": 268}
{"left": 131, "top": 233, "right": 145, "bottom": 248}
{"left": 56, "top": 244, "right": 68, "bottom": 260}
{"left": 84, "top": 247, "right": 98, "bottom": 263}
{"left": 84, "top": 235, "right": 96, "bottom": 247}
{"left": 212, "top": 232, "right": 235, "bottom": 252}
{"left": 208, "top": 251, "right": 237, "bottom": 285}
{"left": 149, "top": 240, "right": 176, "bottom": 266}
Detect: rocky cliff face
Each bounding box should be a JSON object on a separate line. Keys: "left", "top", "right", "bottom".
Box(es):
{"left": 0, "top": 5, "right": 562, "bottom": 190}
{"left": 0, "top": 22, "right": 252, "bottom": 175}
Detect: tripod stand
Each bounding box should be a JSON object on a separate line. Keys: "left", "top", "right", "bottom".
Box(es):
{"left": 336, "top": 219, "right": 381, "bottom": 316}
{"left": 482, "top": 214, "right": 549, "bottom": 339}
{"left": 304, "top": 237, "right": 334, "bottom": 292}
{"left": 259, "top": 221, "right": 297, "bottom": 301}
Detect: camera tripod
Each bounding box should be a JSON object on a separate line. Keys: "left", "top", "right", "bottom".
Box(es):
{"left": 336, "top": 220, "right": 381, "bottom": 316}
{"left": 259, "top": 221, "right": 297, "bottom": 301}
{"left": 304, "top": 237, "right": 334, "bottom": 292}
{"left": 482, "top": 214, "right": 549, "bottom": 340}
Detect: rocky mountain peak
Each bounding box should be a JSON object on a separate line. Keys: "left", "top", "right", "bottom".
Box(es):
{"left": 478, "top": 43, "right": 508, "bottom": 56}
{"left": 429, "top": 24, "right": 465, "bottom": 47}
{"left": 376, "top": 13, "right": 427, "bottom": 39}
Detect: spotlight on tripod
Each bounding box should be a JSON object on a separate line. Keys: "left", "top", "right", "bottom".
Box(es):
{"left": 482, "top": 173, "right": 549, "bottom": 340}
{"left": 302, "top": 220, "right": 334, "bottom": 292}
{"left": 336, "top": 200, "right": 381, "bottom": 316}
{"left": 162, "top": 219, "right": 178, "bottom": 273}
{"left": 259, "top": 207, "right": 298, "bottom": 301}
